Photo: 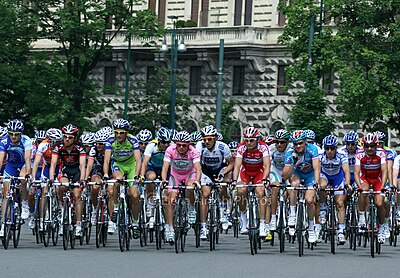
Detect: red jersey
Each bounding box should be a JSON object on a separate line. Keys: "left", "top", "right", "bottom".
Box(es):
{"left": 355, "top": 149, "right": 386, "bottom": 179}
{"left": 236, "top": 142, "right": 270, "bottom": 174}
{"left": 53, "top": 143, "right": 86, "bottom": 167}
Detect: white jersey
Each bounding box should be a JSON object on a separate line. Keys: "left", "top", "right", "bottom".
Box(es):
{"left": 319, "top": 151, "right": 348, "bottom": 176}
{"left": 269, "top": 143, "right": 292, "bottom": 171}
{"left": 195, "top": 141, "right": 232, "bottom": 171}
{"left": 338, "top": 146, "right": 361, "bottom": 174}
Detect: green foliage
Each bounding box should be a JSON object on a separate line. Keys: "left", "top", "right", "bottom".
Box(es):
{"left": 200, "top": 100, "right": 240, "bottom": 142}
{"left": 280, "top": 0, "right": 400, "bottom": 132}
{"left": 128, "top": 67, "right": 192, "bottom": 134}
{"left": 176, "top": 20, "right": 197, "bottom": 28}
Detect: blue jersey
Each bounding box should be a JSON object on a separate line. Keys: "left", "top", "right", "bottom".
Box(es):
{"left": 338, "top": 146, "right": 361, "bottom": 174}
{"left": 0, "top": 135, "right": 32, "bottom": 164}
{"left": 319, "top": 151, "right": 348, "bottom": 176}
{"left": 284, "top": 143, "right": 319, "bottom": 174}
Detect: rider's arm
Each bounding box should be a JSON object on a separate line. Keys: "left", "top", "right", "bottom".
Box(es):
{"left": 342, "top": 162, "right": 351, "bottom": 186}
{"left": 194, "top": 161, "right": 202, "bottom": 183}
{"left": 141, "top": 155, "right": 151, "bottom": 177}
{"left": 224, "top": 156, "right": 234, "bottom": 175}
{"left": 262, "top": 155, "right": 271, "bottom": 180}
{"left": 85, "top": 158, "right": 94, "bottom": 181}
{"left": 79, "top": 154, "right": 86, "bottom": 181}
{"left": 392, "top": 159, "right": 399, "bottom": 187}
{"left": 312, "top": 158, "right": 320, "bottom": 184}
{"left": 49, "top": 153, "right": 58, "bottom": 181}
{"left": 0, "top": 151, "right": 5, "bottom": 170}
{"left": 354, "top": 164, "right": 361, "bottom": 188}
{"left": 103, "top": 149, "right": 112, "bottom": 177}
{"left": 24, "top": 149, "right": 32, "bottom": 175}
{"left": 134, "top": 149, "right": 141, "bottom": 176}
{"left": 31, "top": 153, "right": 43, "bottom": 179}
{"left": 387, "top": 160, "right": 393, "bottom": 186}
{"left": 232, "top": 156, "right": 242, "bottom": 181}
{"left": 282, "top": 165, "right": 293, "bottom": 181}
{"left": 161, "top": 160, "right": 170, "bottom": 182}
{"left": 381, "top": 162, "right": 388, "bottom": 187}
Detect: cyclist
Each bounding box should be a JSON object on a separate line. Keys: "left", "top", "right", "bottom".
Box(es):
{"left": 196, "top": 125, "right": 234, "bottom": 239}
{"left": 140, "top": 127, "right": 172, "bottom": 227}
{"left": 268, "top": 129, "right": 292, "bottom": 232}
{"left": 392, "top": 153, "right": 400, "bottom": 224}
{"left": 319, "top": 135, "right": 351, "bottom": 244}
{"left": 304, "top": 129, "right": 323, "bottom": 154}
{"left": 338, "top": 131, "right": 360, "bottom": 185}
{"left": 282, "top": 130, "right": 320, "bottom": 243}
{"left": 80, "top": 132, "right": 96, "bottom": 154}
{"left": 137, "top": 129, "right": 153, "bottom": 160}
{"left": 31, "top": 128, "right": 63, "bottom": 230}
{"left": 85, "top": 129, "right": 111, "bottom": 224}
{"left": 217, "top": 132, "right": 224, "bottom": 142}
{"left": 161, "top": 131, "right": 202, "bottom": 243}
{"left": 228, "top": 141, "right": 238, "bottom": 159}
{"left": 0, "top": 126, "right": 7, "bottom": 175}
{"left": 354, "top": 133, "right": 387, "bottom": 244}
{"left": 190, "top": 131, "right": 202, "bottom": 146}
{"left": 0, "top": 119, "right": 32, "bottom": 237}
{"left": 49, "top": 124, "right": 86, "bottom": 237}
{"left": 232, "top": 126, "right": 271, "bottom": 236}
{"left": 103, "top": 119, "right": 142, "bottom": 236}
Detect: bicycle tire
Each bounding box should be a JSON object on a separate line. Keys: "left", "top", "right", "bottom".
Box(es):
{"left": 42, "top": 197, "right": 51, "bottom": 247}
{"left": 155, "top": 202, "right": 162, "bottom": 250}
{"left": 139, "top": 198, "right": 147, "bottom": 247}
{"left": 194, "top": 199, "right": 201, "bottom": 248}
{"left": 390, "top": 206, "right": 396, "bottom": 246}
{"left": 95, "top": 201, "right": 101, "bottom": 248}
{"left": 118, "top": 201, "right": 126, "bottom": 252}
{"left": 2, "top": 199, "right": 13, "bottom": 250}
{"left": 70, "top": 209, "right": 76, "bottom": 249}
{"left": 279, "top": 201, "right": 285, "bottom": 253}
{"left": 85, "top": 198, "right": 92, "bottom": 245}
{"left": 330, "top": 200, "right": 335, "bottom": 254}
{"left": 62, "top": 201, "right": 69, "bottom": 250}
{"left": 215, "top": 204, "right": 220, "bottom": 246}
{"left": 297, "top": 203, "right": 304, "bottom": 257}
{"left": 351, "top": 203, "right": 357, "bottom": 251}
{"left": 51, "top": 197, "right": 59, "bottom": 246}
{"left": 12, "top": 201, "right": 21, "bottom": 248}
{"left": 370, "top": 208, "right": 375, "bottom": 258}
{"left": 209, "top": 200, "right": 215, "bottom": 251}
{"left": 174, "top": 200, "right": 182, "bottom": 254}
{"left": 34, "top": 195, "right": 40, "bottom": 244}
{"left": 248, "top": 199, "right": 255, "bottom": 255}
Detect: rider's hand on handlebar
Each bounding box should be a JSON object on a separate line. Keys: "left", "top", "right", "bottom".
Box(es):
{"left": 103, "top": 174, "right": 109, "bottom": 181}
{"left": 215, "top": 173, "right": 225, "bottom": 183}
{"left": 292, "top": 153, "right": 298, "bottom": 164}
{"left": 313, "top": 182, "right": 319, "bottom": 190}
{"left": 193, "top": 181, "right": 201, "bottom": 190}
{"left": 231, "top": 180, "right": 237, "bottom": 189}
{"left": 262, "top": 179, "right": 270, "bottom": 187}
{"left": 25, "top": 174, "right": 32, "bottom": 181}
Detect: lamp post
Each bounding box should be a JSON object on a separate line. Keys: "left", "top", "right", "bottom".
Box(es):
{"left": 123, "top": 0, "right": 133, "bottom": 120}
{"left": 160, "top": 16, "right": 187, "bottom": 129}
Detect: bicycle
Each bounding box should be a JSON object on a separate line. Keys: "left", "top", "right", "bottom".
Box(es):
{"left": 91, "top": 181, "right": 109, "bottom": 248}
{"left": 270, "top": 182, "right": 289, "bottom": 253}
{"left": 1, "top": 176, "right": 24, "bottom": 249}
{"left": 139, "top": 184, "right": 148, "bottom": 247}
{"left": 31, "top": 180, "right": 44, "bottom": 245}
{"left": 230, "top": 187, "right": 240, "bottom": 238}
{"left": 389, "top": 186, "right": 399, "bottom": 247}
{"left": 345, "top": 184, "right": 359, "bottom": 251}
{"left": 202, "top": 182, "right": 228, "bottom": 251}
{"left": 81, "top": 185, "right": 92, "bottom": 245}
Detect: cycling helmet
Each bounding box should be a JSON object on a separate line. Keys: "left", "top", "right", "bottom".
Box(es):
{"left": 190, "top": 131, "right": 202, "bottom": 143}
{"left": 80, "top": 132, "right": 96, "bottom": 146}
{"left": 343, "top": 131, "right": 358, "bottom": 143}
{"left": 113, "top": 118, "right": 130, "bottom": 130}
{"left": 228, "top": 141, "right": 239, "bottom": 150}
{"left": 274, "top": 129, "right": 290, "bottom": 140}
{"left": 322, "top": 135, "right": 338, "bottom": 147}
{"left": 290, "top": 130, "right": 306, "bottom": 142}
{"left": 375, "top": 131, "right": 386, "bottom": 141}
{"left": 362, "top": 133, "right": 378, "bottom": 145}
{"left": 174, "top": 131, "right": 191, "bottom": 143}
{"left": 100, "top": 126, "right": 113, "bottom": 137}
{"left": 46, "top": 128, "right": 63, "bottom": 141}
{"left": 7, "top": 119, "right": 24, "bottom": 132}
{"left": 217, "top": 132, "right": 223, "bottom": 141}
{"left": 136, "top": 129, "right": 153, "bottom": 143}
{"left": 201, "top": 125, "right": 218, "bottom": 137}
{"left": 243, "top": 126, "right": 260, "bottom": 138}
{"left": 265, "top": 135, "right": 275, "bottom": 145}
{"left": 303, "top": 129, "right": 316, "bottom": 140}
{"left": 156, "top": 127, "right": 172, "bottom": 142}
{"left": 62, "top": 124, "right": 79, "bottom": 136}
{"left": 170, "top": 129, "right": 179, "bottom": 141}
{"left": 34, "top": 130, "right": 47, "bottom": 141}
{"left": 95, "top": 129, "right": 110, "bottom": 143}
{"left": 0, "top": 126, "right": 7, "bottom": 137}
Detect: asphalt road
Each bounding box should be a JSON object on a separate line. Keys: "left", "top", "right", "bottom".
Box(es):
{"left": 0, "top": 225, "right": 399, "bottom": 278}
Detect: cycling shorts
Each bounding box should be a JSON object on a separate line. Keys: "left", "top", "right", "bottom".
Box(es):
{"left": 4, "top": 162, "right": 25, "bottom": 180}
{"left": 168, "top": 171, "right": 197, "bottom": 192}
{"left": 320, "top": 171, "right": 345, "bottom": 195}
{"left": 61, "top": 166, "right": 81, "bottom": 183}
{"left": 270, "top": 166, "right": 283, "bottom": 184}
{"left": 146, "top": 164, "right": 162, "bottom": 177}
{"left": 0, "top": 165, "right": 5, "bottom": 176}
{"left": 90, "top": 164, "right": 104, "bottom": 178}
{"left": 238, "top": 168, "right": 264, "bottom": 185}
{"left": 41, "top": 164, "right": 60, "bottom": 180}
{"left": 200, "top": 167, "right": 226, "bottom": 184}
{"left": 293, "top": 170, "right": 315, "bottom": 187}
{"left": 360, "top": 176, "right": 383, "bottom": 195}
{"left": 111, "top": 160, "right": 137, "bottom": 187}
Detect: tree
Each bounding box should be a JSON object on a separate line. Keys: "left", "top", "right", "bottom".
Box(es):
{"left": 200, "top": 99, "right": 240, "bottom": 142}
{"left": 128, "top": 67, "right": 192, "bottom": 134}
{"left": 279, "top": 0, "right": 400, "bottom": 132}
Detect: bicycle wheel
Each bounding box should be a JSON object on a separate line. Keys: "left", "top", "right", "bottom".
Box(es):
{"left": 297, "top": 203, "right": 304, "bottom": 257}
{"left": 2, "top": 199, "right": 13, "bottom": 250}
{"left": 95, "top": 202, "right": 102, "bottom": 248}
{"left": 209, "top": 201, "right": 215, "bottom": 251}
{"left": 139, "top": 198, "right": 147, "bottom": 247}
{"left": 279, "top": 201, "right": 285, "bottom": 253}
{"left": 34, "top": 196, "right": 40, "bottom": 244}
{"left": 174, "top": 201, "right": 182, "bottom": 254}
{"left": 70, "top": 209, "right": 76, "bottom": 249}
{"left": 194, "top": 199, "right": 201, "bottom": 248}
{"left": 155, "top": 202, "right": 162, "bottom": 250}
{"left": 51, "top": 197, "right": 59, "bottom": 246}
{"left": 215, "top": 204, "right": 220, "bottom": 246}
{"left": 330, "top": 203, "right": 336, "bottom": 254}
{"left": 390, "top": 205, "right": 396, "bottom": 246}
{"left": 370, "top": 208, "right": 375, "bottom": 258}
{"left": 12, "top": 202, "right": 22, "bottom": 248}
{"left": 248, "top": 201, "right": 256, "bottom": 255}
{"left": 42, "top": 197, "right": 51, "bottom": 247}
{"left": 118, "top": 201, "right": 126, "bottom": 252}
{"left": 350, "top": 204, "right": 357, "bottom": 251}
{"left": 62, "top": 202, "right": 69, "bottom": 250}
{"left": 85, "top": 199, "right": 92, "bottom": 245}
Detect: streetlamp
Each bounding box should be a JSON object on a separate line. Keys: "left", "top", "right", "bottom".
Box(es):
{"left": 160, "top": 16, "right": 187, "bottom": 129}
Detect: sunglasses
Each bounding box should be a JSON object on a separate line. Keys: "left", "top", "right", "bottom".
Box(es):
{"left": 177, "top": 143, "right": 189, "bottom": 148}
{"left": 96, "top": 142, "right": 105, "bottom": 146}
{"left": 293, "top": 141, "right": 304, "bottom": 146}
{"left": 203, "top": 136, "right": 215, "bottom": 143}
{"left": 307, "top": 140, "right": 314, "bottom": 144}
{"left": 345, "top": 142, "right": 356, "bottom": 146}
{"left": 139, "top": 142, "right": 147, "bottom": 145}
{"left": 63, "top": 135, "right": 75, "bottom": 140}
{"left": 8, "top": 131, "right": 21, "bottom": 136}
{"left": 275, "top": 140, "right": 287, "bottom": 145}
{"left": 378, "top": 141, "right": 384, "bottom": 145}
{"left": 50, "top": 140, "right": 61, "bottom": 145}
{"left": 244, "top": 138, "right": 257, "bottom": 143}
{"left": 160, "top": 140, "right": 170, "bottom": 144}
{"left": 114, "top": 131, "right": 127, "bottom": 135}
{"left": 324, "top": 146, "right": 336, "bottom": 151}
{"left": 364, "top": 144, "right": 377, "bottom": 149}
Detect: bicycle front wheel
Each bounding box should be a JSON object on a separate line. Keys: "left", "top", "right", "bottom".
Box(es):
{"left": 62, "top": 202, "right": 70, "bottom": 250}
{"left": 118, "top": 201, "right": 126, "bottom": 252}
{"left": 370, "top": 208, "right": 375, "bottom": 258}
{"left": 297, "top": 203, "right": 304, "bottom": 257}
{"left": 42, "top": 197, "right": 51, "bottom": 247}
{"left": 279, "top": 201, "right": 285, "bottom": 253}
{"left": 2, "top": 199, "right": 13, "bottom": 249}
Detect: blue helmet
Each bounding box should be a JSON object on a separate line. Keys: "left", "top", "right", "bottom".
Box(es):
{"left": 113, "top": 119, "right": 130, "bottom": 130}
{"left": 374, "top": 131, "right": 386, "bottom": 141}
{"left": 323, "top": 135, "right": 338, "bottom": 147}
{"left": 303, "top": 129, "right": 315, "bottom": 140}
{"left": 35, "top": 130, "right": 47, "bottom": 141}
{"left": 46, "top": 128, "right": 63, "bottom": 141}
{"left": 343, "top": 131, "right": 358, "bottom": 143}
{"left": 228, "top": 141, "right": 239, "bottom": 150}
{"left": 7, "top": 119, "right": 24, "bottom": 132}
{"left": 0, "top": 126, "right": 7, "bottom": 137}
{"left": 136, "top": 129, "right": 153, "bottom": 143}
{"left": 156, "top": 127, "right": 172, "bottom": 142}
{"left": 290, "top": 130, "right": 306, "bottom": 142}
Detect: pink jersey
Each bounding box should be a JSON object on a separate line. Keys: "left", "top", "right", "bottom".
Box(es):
{"left": 164, "top": 144, "right": 200, "bottom": 175}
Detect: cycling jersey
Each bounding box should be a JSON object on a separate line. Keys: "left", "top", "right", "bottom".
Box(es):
{"left": 269, "top": 142, "right": 292, "bottom": 183}
{"left": 53, "top": 143, "right": 86, "bottom": 167}
{"left": 383, "top": 146, "right": 397, "bottom": 161}
{"left": 285, "top": 143, "right": 319, "bottom": 175}
{"left": 355, "top": 149, "right": 386, "bottom": 180}
{"left": 196, "top": 141, "right": 231, "bottom": 180}
{"left": 88, "top": 146, "right": 105, "bottom": 166}
{"left": 393, "top": 155, "right": 400, "bottom": 180}
{"left": 0, "top": 134, "right": 32, "bottom": 164}
{"left": 320, "top": 152, "right": 348, "bottom": 176}
{"left": 144, "top": 140, "right": 166, "bottom": 169}
{"left": 236, "top": 143, "right": 270, "bottom": 174}
{"left": 338, "top": 146, "right": 361, "bottom": 174}
{"left": 105, "top": 134, "right": 139, "bottom": 163}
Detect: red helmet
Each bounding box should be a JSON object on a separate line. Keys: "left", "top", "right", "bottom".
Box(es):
{"left": 243, "top": 126, "right": 260, "bottom": 138}
{"left": 362, "top": 133, "right": 378, "bottom": 145}
{"left": 62, "top": 124, "right": 79, "bottom": 136}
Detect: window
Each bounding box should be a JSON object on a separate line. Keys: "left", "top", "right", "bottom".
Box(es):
{"left": 189, "top": 66, "right": 202, "bottom": 95}
{"left": 277, "top": 65, "right": 287, "bottom": 95}
{"left": 278, "top": 0, "right": 286, "bottom": 26}
{"left": 244, "top": 0, "right": 253, "bottom": 25}
{"left": 234, "top": 0, "right": 242, "bottom": 26}
{"left": 232, "top": 66, "right": 245, "bottom": 96}
{"left": 323, "top": 69, "right": 335, "bottom": 95}
{"left": 104, "top": 66, "right": 116, "bottom": 88}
